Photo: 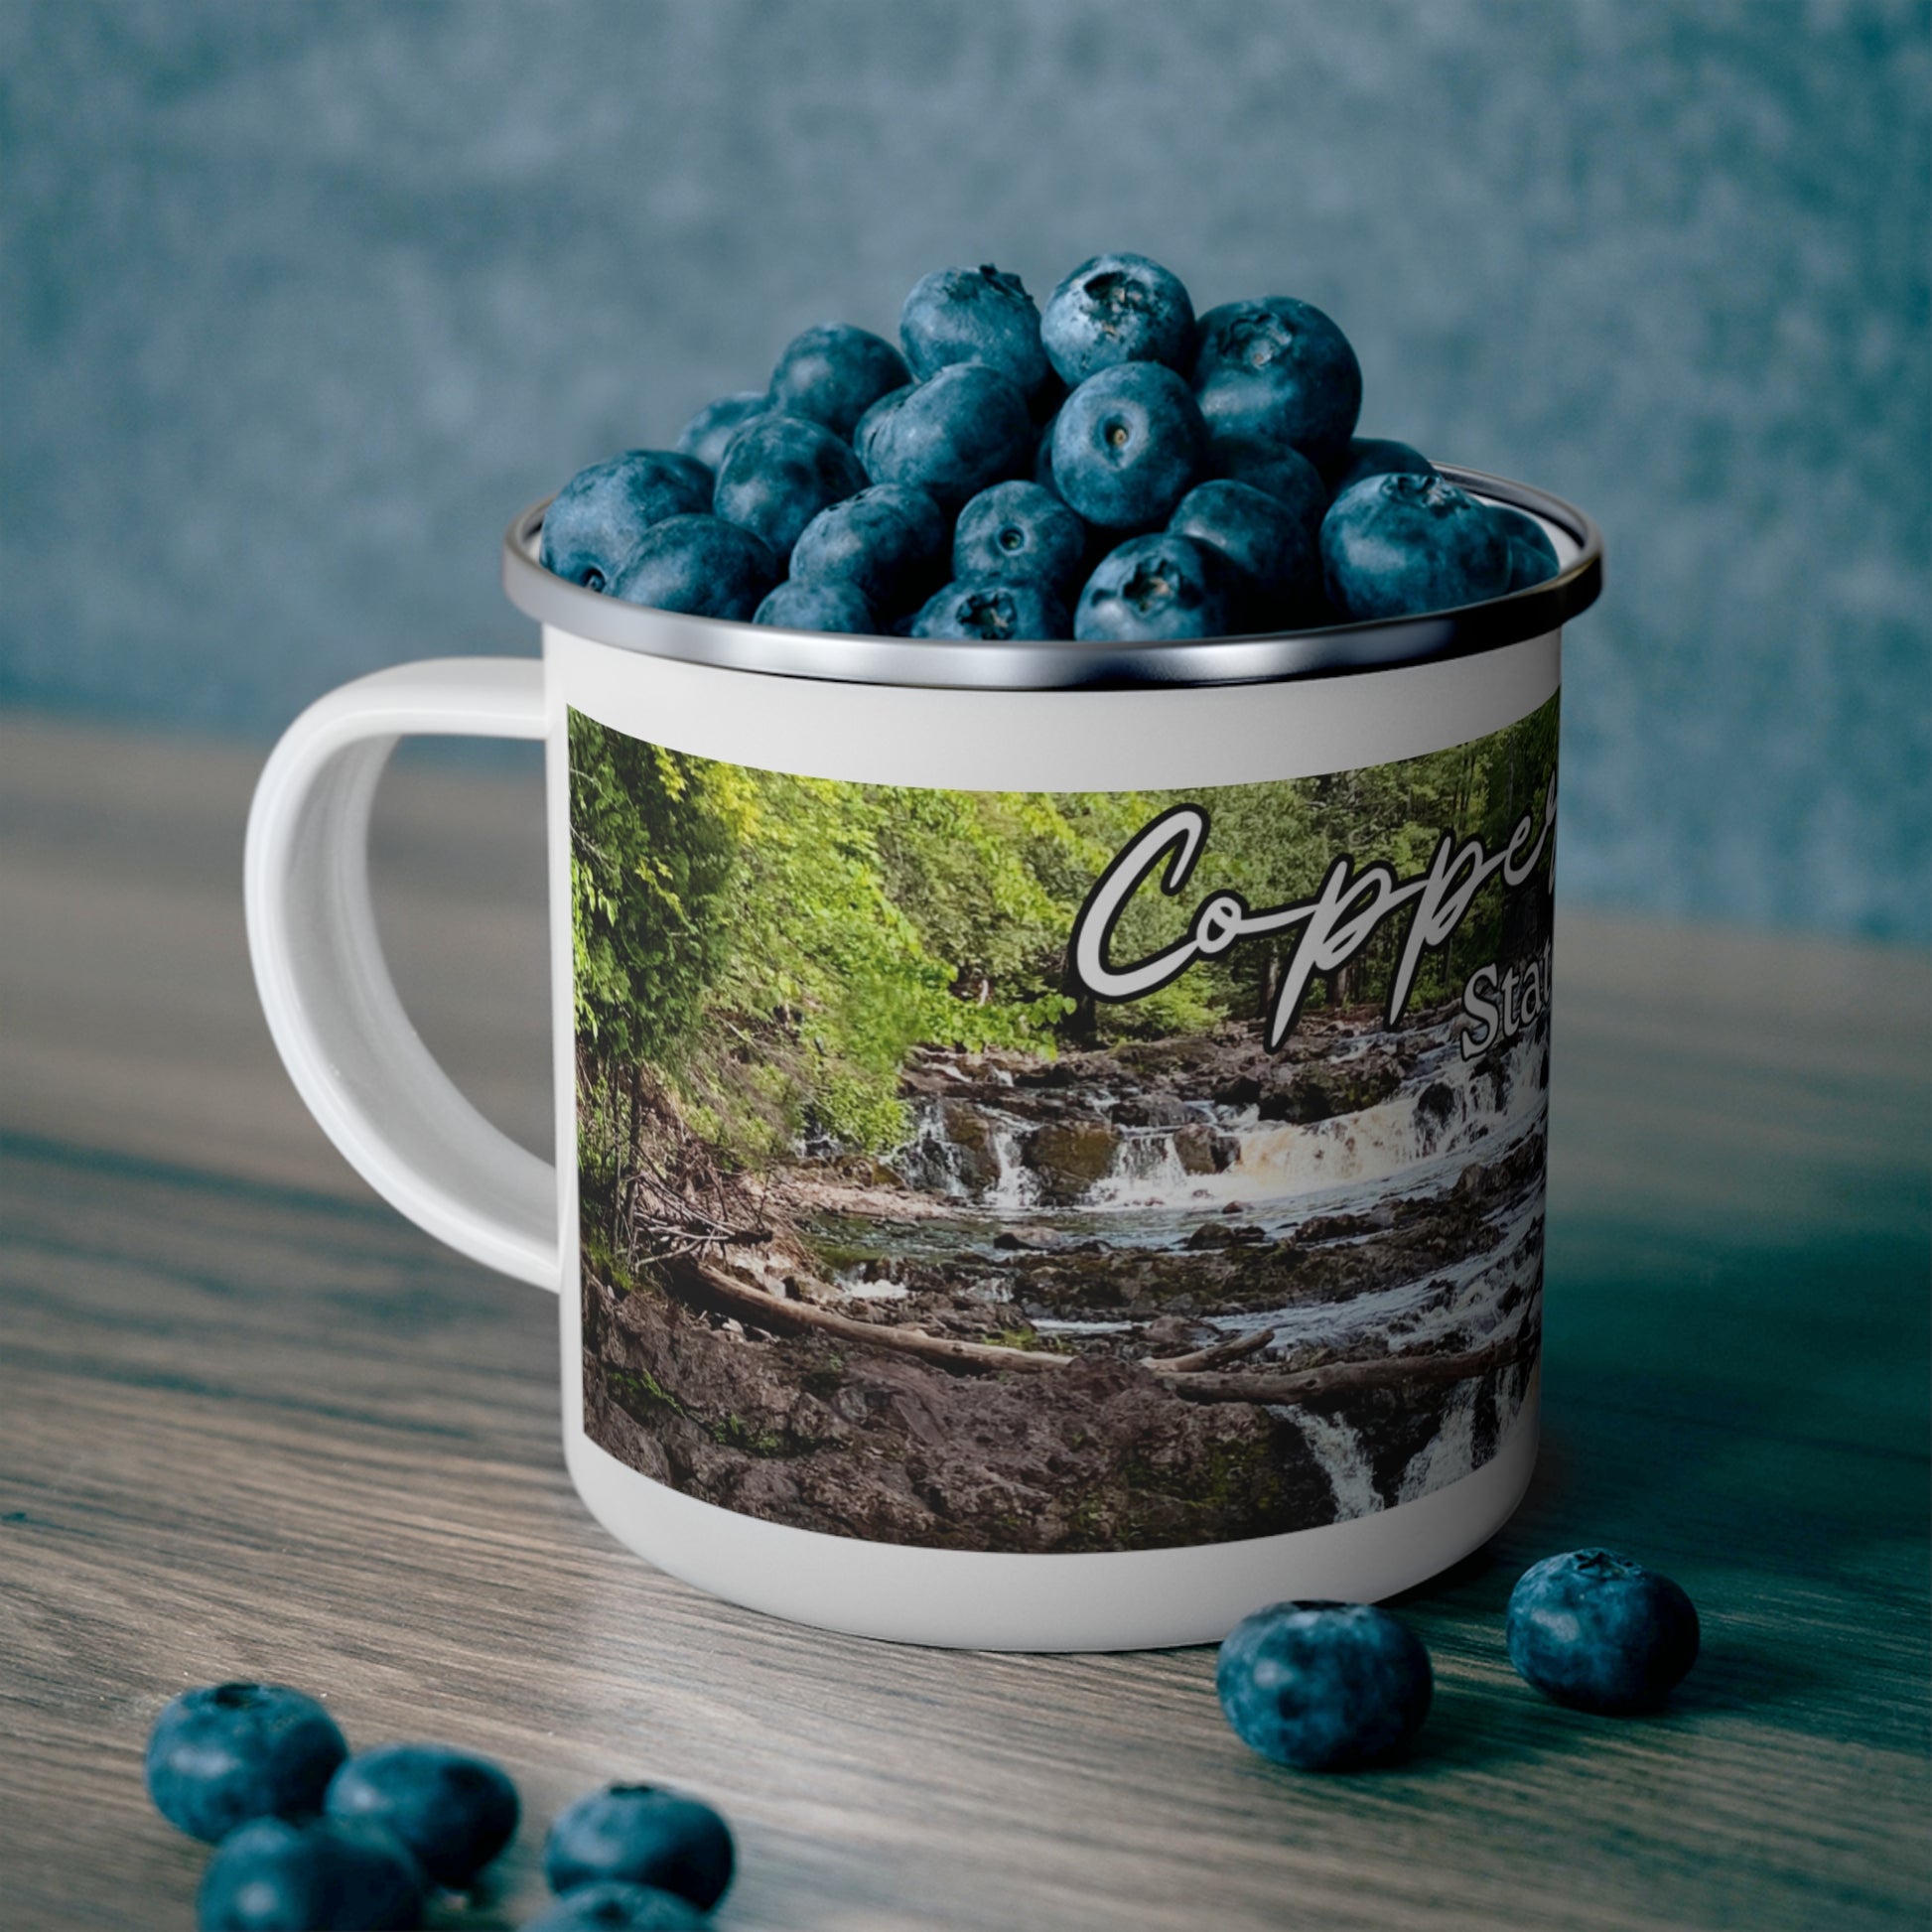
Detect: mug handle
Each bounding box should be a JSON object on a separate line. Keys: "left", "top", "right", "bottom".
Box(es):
{"left": 244, "top": 656, "right": 561, "bottom": 1292}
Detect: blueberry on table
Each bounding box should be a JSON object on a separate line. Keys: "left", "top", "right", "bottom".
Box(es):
{"left": 608, "top": 515, "right": 778, "bottom": 621}
{"left": 674, "top": 393, "right": 767, "bottom": 473}
{"left": 1320, "top": 472, "right": 1511, "bottom": 621}
{"left": 899, "top": 262, "right": 1049, "bottom": 397}
{"left": 910, "top": 577, "right": 1070, "bottom": 642}
{"left": 1191, "top": 296, "right": 1362, "bottom": 470}
{"left": 324, "top": 1742, "right": 517, "bottom": 1889}
{"left": 1051, "top": 362, "right": 1207, "bottom": 531}
{"left": 755, "top": 579, "right": 877, "bottom": 633}
{"left": 768, "top": 323, "right": 911, "bottom": 439}
{"left": 197, "top": 1816, "right": 426, "bottom": 1931}
{"left": 952, "top": 481, "right": 1088, "bottom": 598}
{"left": 540, "top": 452, "right": 714, "bottom": 593}
{"left": 544, "top": 1784, "right": 735, "bottom": 1911}
{"left": 1489, "top": 502, "right": 1562, "bottom": 590}
{"left": 146, "top": 1682, "right": 348, "bottom": 1844}
{"left": 789, "top": 483, "right": 948, "bottom": 613}
{"left": 856, "top": 362, "right": 1035, "bottom": 508}
{"left": 711, "top": 412, "right": 868, "bottom": 557}
{"left": 1040, "top": 252, "right": 1197, "bottom": 386}
{"left": 1216, "top": 1600, "right": 1434, "bottom": 1771}
{"left": 1327, "top": 435, "right": 1435, "bottom": 493}
{"left": 1074, "top": 533, "right": 1229, "bottom": 642}
{"left": 1169, "top": 479, "right": 1321, "bottom": 630}
{"left": 521, "top": 1881, "right": 707, "bottom": 1931}
{"left": 1506, "top": 1550, "right": 1701, "bottom": 1715}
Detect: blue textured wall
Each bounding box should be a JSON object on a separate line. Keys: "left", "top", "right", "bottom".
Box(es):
{"left": 3, "top": 1, "right": 1927, "bottom": 938}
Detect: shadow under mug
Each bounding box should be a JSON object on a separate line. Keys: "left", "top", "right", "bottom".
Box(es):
{"left": 244, "top": 468, "right": 1602, "bottom": 1650}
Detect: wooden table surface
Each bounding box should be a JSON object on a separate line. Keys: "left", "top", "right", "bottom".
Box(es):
{"left": 3, "top": 713, "right": 1927, "bottom": 1931}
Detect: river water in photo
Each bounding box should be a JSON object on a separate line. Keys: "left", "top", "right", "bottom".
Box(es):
{"left": 804, "top": 1009, "right": 1549, "bottom": 1517}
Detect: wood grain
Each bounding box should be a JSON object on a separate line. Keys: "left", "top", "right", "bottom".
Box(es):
{"left": 2, "top": 713, "right": 1926, "bottom": 1931}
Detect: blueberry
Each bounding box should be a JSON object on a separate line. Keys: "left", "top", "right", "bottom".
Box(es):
{"left": 788, "top": 483, "right": 948, "bottom": 612}
{"left": 146, "top": 1683, "right": 348, "bottom": 1845}
{"left": 1216, "top": 1600, "right": 1434, "bottom": 1771}
{"left": 952, "top": 482, "right": 1087, "bottom": 598}
{"left": 767, "top": 324, "right": 910, "bottom": 439}
{"left": 1028, "top": 367, "right": 1069, "bottom": 426}
{"left": 1506, "top": 1550, "right": 1701, "bottom": 1715}
{"left": 1040, "top": 252, "right": 1197, "bottom": 387}
{"left": 1051, "top": 362, "right": 1206, "bottom": 531}
{"left": 608, "top": 515, "right": 778, "bottom": 621}
{"left": 197, "top": 1816, "right": 425, "bottom": 1931}
{"left": 323, "top": 1744, "right": 516, "bottom": 1890}
{"left": 1033, "top": 411, "right": 1061, "bottom": 496}
{"left": 898, "top": 263, "right": 1049, "bottom": 396}
{"left": 712, "top": 412, "right": 868, "bottom": 557}
{"left": 1320, "top": 472, "right": 1511, "bottom": 621}
{"left": 1074, "top": 533, "right": 1228, "bottom": 642}
{"left": 544, "top": 1784, "right": 734, "bottom": 1912}
{"left": 521, "top": 1883, "right": 706, "bottom": 1931}
{"left": 1169, "top": 480, "right": 1321, "bottom": 630}
{"left": 540, "top": 452, "right": 714, "bottom": 593}
{"left": 1206, "top": 434, "right": 1328, "bottom": 525}
{"left": 856, "top": 363, "right": 1035, "bottom": 509}
{"left": 910, "top": 577, "right": 1070, "bottom": 642}
{"left": 1192, "top": 297, "right": 1362, "bottom": 469}
{"left": 852, "top": 381, "right": 911, "bottom": 458}
{"left": 1328, "top": 435, "right": 1435, "bottom": 493}
{"left": 754, "top": 579, "right": 877, "bottom": 633}
{"left": 674, "top": 393, "right": 767, "bottom": 473}
{"left": 1490, "top": 503, "right": 1561, "bottom": 590}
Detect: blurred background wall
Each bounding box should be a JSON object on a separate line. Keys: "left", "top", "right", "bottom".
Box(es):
{"left": 3, "top": 0, "right": 1926, "bottom": 939}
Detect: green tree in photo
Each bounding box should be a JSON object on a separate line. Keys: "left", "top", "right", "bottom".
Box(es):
{"left": 570, "top": 696, "right": 1561, "bottom": 1177}
{"left": 570, "top": 711, "right": 737, "bottom": 1069}
{"left": 705, "top": 771, "right": 1080, "bottom": 1153}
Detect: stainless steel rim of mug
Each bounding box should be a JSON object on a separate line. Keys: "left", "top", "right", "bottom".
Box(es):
{"left": 499, "top": 463, "right": 1604, "bottom": 692}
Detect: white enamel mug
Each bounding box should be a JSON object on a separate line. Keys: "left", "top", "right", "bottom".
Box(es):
{"left": 244, "top": 467, "right": 1601, "bottom": 1651}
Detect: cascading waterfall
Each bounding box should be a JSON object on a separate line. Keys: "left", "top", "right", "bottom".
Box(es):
{"left": 1282, "top": 1406, "right": 1383, "bottom": 1519}
{"left": 984, "top": 1119, "right": 1038, "bottom": 1211}
{"left": 852, "top": 1014, "right": 1547, "bottom": 1527}
{"left": 1100, "top": 1131, "right": 1193, "bottom": 1199}
{"left": 896, "top": 1019, "right": 1547, "bottom": 1216}
{"left": 1087, "top": 1024, "right": 1547, "bottom": 1213}
{"left": 895, "top": 1100, "right": 1039, "bottom": 1205}
{"left": 894, "top": 1103, "right": 975, "bottom": 1198}
{"left": 1396, "top": 1378, "right": 1484, "bottom": 1503}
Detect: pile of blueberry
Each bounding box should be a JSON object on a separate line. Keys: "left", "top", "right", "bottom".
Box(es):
{"left": 1217, "top": 1549, "right": 1702, "bottom": 1771}
{"left": 145, "top": 1687, "right": 733, "bottom": 1929}
{"left": 539, "top": 256, "right": 1562, "bottom": 642}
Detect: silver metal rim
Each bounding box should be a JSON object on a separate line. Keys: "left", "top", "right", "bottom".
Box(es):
{"left": 500, "top": 463, "right": 1603, "bottom": 691}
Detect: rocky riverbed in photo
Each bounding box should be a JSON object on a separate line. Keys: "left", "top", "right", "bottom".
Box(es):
{"left": 583, "top": 1001, "right": 1547, "bottom": 1552}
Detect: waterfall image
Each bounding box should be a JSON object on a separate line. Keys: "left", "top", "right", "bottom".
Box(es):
{"left": 572, "top": 697, "right": 1559, "bottom": 1554}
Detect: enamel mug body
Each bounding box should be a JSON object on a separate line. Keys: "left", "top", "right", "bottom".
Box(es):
{"left": 244, "top": 468, "right": 1602, "bottom": 1650}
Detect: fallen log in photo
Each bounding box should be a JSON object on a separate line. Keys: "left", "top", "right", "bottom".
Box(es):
{"left": 674, "top": 1258, "right": 1072, "bottom": 1374}
{"left": 665, "top": 1258, "right": 1534, "bottom": 1404}
{"left": 1159, "top": 1329, "right": 1538, "bottom": 1404}
{"left": 1144, "top": 1327, "right": 1276, "bottom": 1373}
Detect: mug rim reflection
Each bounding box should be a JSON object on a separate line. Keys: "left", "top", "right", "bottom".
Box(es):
{"left": 500, "top": 463, "right": 1603, "bottom": 692}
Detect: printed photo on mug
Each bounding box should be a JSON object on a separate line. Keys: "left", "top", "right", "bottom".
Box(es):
{"left": 569, "top": 700, "right": 1558, "bottom": 1557}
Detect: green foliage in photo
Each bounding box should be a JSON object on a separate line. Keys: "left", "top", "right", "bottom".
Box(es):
{"left": 571, "top": 713, "right": 737, "bottom": 1068}
{"left": 569, "top": 696, "right": 1558, "bottom": 1178}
